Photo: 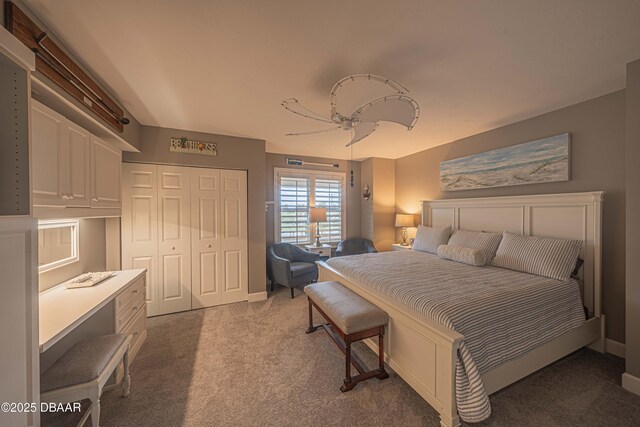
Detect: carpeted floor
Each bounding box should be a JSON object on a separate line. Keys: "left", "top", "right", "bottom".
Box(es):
{"left": 44, "top": 286, "right": 640, "bottom": 427}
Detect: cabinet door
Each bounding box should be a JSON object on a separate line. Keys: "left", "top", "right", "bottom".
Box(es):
{"left": 122, "top": 163, "right": 159, "bottom": 317}
{"left": 91, "top": 136, "right": 122, "bottom": 208}
{"left": 31, "top": 101, "right": 68, "bottom": 207}
{"left": 65, "top": 122, "right": 91, "bottom": 207}
{"left": 190, "top": 168, "right": 221, "bottom": 308}
{"left": 157, "top": 165, "right": 192, "bottom": 315}
{"left": 220, "top": 170, "right": 248, "bottom": 304}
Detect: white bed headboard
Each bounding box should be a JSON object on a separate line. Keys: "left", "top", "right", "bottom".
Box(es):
{"left": 422, "top": 192, "right": 604, "bottom": 317}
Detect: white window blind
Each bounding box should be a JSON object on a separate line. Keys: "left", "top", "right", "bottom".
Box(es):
{"left": 315, "top": 178, "right": 343, "bottom": 244}
{"left": 275, "top": 169, "right": 345, "bottom": 245}
{"left": 278, "top": 176, "right": 310, "bottom": 244}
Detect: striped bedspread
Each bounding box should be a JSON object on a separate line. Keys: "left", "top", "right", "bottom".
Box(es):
{"left": 325, "top": 250, "right": 585, "bottom": 423}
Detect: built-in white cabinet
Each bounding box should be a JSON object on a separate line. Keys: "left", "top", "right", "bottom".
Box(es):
{"left": 31, "top": 99, "right": 122, "bottom": 215}
{"left": 90, "top": 135, "right": 122, "bottom": 208}
{"left": 121, "top": 163, "right": 248, "bottom": 316}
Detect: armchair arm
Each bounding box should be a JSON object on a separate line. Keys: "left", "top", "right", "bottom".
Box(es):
{"left": 270, "top": 254, "right": 292, "bottom": 285}
{"left": 290, "top": 245, "right": 321, "bottom": 263}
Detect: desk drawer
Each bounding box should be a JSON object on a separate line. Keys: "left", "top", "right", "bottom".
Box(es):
{"left": 115, "top": 276, "right": 145, "bottom": 313}
{"left": 116, "top": 292, "right": 145, "bottom": 332}
{"left": 122, "top": 305, "right": 147, "bottom": 358}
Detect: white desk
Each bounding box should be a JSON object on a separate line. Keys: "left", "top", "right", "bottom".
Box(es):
{"left": 39, "top": 269, "right": 146, "bottom": 353}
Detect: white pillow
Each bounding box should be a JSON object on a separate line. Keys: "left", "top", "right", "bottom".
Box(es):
{"left": 491, "top": 232, "right": 583, "bottom": 281}
{"left": 412, "top": 225, "right": 451, "bottom": 254}
{"left": 437, "top": 245, "right": 486, "bottom": 267}
{"left": 447, "top": 230, "right": 502, "bottom": 265}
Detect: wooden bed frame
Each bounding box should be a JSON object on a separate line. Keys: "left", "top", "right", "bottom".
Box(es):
{"left": 318, "top": 192, "right": 605, "bottom": 427}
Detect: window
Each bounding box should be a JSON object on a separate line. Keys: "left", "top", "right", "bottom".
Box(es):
{"left": 275, "top": 168, "right": 346, "bottom": 245}
{"left": 38, "top": 220, "right": 79, "bottom": 272}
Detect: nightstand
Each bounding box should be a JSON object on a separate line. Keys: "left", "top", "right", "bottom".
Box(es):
{"left": 391, "top": 243, "right": 412, "bottom": 251}
{"left": 305, "top": 244, "right": 333, "bottom": 258}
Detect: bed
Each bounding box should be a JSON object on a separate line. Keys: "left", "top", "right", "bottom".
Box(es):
{"left": 317, "top": 192, "right": 605, "bottom": 427}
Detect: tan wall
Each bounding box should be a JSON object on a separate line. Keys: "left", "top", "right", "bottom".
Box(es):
{"left": 39, "top": 218, "right": 107, "bottom": 292}
{"left": 361, "top": 158, "right": 396, "bottom": 251}
{"left": 396, "top": 90, "right": 627, "bottom": 343}
{"left": 124, "top": 126, "right": 267, "bottom": 294}
{"left": 265, "top": 153, "right": 361, "bottom": 246}
{"left": 626, "top": 60, "right": 640, "bottom": 374}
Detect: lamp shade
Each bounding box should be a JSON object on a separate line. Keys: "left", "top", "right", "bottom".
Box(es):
{"left": 309, "top": 207, "right": 327, "bottom": 223}
{"left": 395, "top": 213, "right": 415, "bottom": 227}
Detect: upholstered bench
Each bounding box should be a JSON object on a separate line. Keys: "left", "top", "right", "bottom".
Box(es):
{"left": 304, "top": 281, "right": 389, "bottom": 391}
{"left": 41, "top": 334, "right": 133, "bottom": 427}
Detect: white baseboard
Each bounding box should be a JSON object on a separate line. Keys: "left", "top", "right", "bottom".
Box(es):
{"left": 622, "top": 372, "right": 640, "bottom": 396}
{"left": 605, "top": 338, "right": 626, "bottom": 358}
{"left": 247, "top": 291, "right": 267, "bottom": 302}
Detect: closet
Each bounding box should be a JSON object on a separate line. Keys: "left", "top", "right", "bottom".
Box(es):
{"left": 121, "top": 163, "right": 248, "bottom": 316}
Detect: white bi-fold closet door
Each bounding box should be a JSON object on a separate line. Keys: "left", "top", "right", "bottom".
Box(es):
{"left": 122, "top": 163, "right": 248, "bottom": 316}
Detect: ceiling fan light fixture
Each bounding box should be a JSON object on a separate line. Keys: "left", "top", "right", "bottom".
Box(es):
{"left": 282, "top": 74, "right": 419, "bottom": 147}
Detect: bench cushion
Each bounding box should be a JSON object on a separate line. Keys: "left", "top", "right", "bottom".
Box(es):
{"left": 305, "top": 281, "right": 388, "bottom": 334}
{"left": 41, "top": 334, "right": 127, "bottom": 392}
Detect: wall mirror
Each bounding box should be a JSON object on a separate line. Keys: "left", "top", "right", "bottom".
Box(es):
{"left": 38, "top": 220, "right": 79, "bottom": 272}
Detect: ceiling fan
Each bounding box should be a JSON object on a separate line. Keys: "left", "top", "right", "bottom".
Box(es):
{"left": 282, "top": 74, "right": 420, "bottom": 147}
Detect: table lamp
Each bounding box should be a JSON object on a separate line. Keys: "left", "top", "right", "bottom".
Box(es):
{"left": 395, "top": 213, "right": 415, "bottom": 246}
{"left": 309, "top": 207, "right": 327, "bottom": 247}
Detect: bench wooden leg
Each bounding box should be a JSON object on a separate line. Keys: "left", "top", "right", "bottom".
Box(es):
{"left": 290, "top": 287, "right": 294, "bottom": 299}
{"left": 305, "top": 297, "right": 318, "bottom": 334}
{"left": 377, "top": 326, "right": 389, "bottom": 380}
{"left": 341, "top": 341, "right": 354, "bottom": 392}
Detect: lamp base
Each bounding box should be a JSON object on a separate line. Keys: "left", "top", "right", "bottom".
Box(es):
{"left": 400, "top": 227, "right": 409, "bottom": 246}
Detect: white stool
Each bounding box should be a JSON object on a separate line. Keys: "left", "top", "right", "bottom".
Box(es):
{"left": 41, "top": 334, "right": 133, "bottom": 427}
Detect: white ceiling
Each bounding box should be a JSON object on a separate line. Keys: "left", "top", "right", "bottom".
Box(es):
{"left": 24, "top": 0, "right": 640, "bottom": 159}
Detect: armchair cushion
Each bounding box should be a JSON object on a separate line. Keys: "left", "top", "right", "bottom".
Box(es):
{"left": 290, "top": 262, "right": 317, "bottom": 278}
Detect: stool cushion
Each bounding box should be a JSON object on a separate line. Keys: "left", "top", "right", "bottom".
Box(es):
{"left": 304, "top": 281, "right": 388, "bottom": 334}
{"left": 41, "top": 334, "right": 127, "bottom": 392}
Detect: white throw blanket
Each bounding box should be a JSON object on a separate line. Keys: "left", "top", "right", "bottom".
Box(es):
{"left": 326, "top": 251, "right": 585, "bottom": 422}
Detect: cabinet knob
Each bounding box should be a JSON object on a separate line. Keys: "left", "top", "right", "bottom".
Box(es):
{"left": 132, "top": 290, "right": 138, "bottom": 294}
{"left": 171, "top": 246, "right": 176, "bottom": 250}
{"left": 207, "top": 244, "right": 212, "bottom": 248}
{"left": 92, "top": 197, "right": 99, "bottom": 202}
{"left": 61, "top": 194, "right": 68, "bottom": 200}
{"left": 132, "top": 306, "right": 138, "bottom": 311}
{"left": 68, "top": 195, "right": 75, "bottom": 200}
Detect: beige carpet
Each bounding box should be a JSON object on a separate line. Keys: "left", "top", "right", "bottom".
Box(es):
{"left": 44, "top": 286, "right": 640, "bottom": 426}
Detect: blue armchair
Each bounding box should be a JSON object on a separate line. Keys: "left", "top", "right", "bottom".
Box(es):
{"left": 335, "top": 238, "right": 377, "bottom": 257}
{"left": 267, "top": 243, "right": 320, "bottom": 298}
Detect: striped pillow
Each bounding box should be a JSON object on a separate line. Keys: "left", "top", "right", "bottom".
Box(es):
{"left": 412, "top": 225, "right": 451, "bottom": 254}
{"left": 437, "top": 245, "right": 486, "bottom": 267}
{"left": 491, "top": 232, "right": 583, "bottom": 281}
{"left": 447, "top": 230, "right": 502, "bottom": 265}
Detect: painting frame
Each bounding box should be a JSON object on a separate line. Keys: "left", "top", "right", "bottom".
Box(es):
{"left": 440, "top": 133, "right": 570, "bottom": 192}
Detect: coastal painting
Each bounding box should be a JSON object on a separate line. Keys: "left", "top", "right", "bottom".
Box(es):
{"left": 440, "top": 134, "right": 570, "bottom": 191}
